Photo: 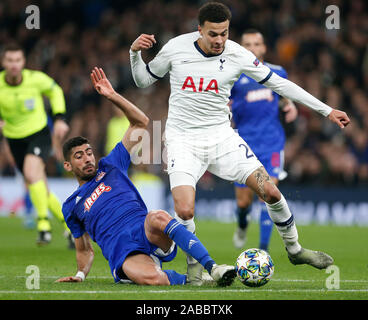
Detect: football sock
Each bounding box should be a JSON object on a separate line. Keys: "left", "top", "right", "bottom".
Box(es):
{"left": 259, "top": 202, "right": 273, "bottom": 251}
{"left": 25, "top": 192, "right": 33, "bottom": 215}
{"left": 29, "top": 180, "right": 51, "bottom": 232}
{"left": 164, "top": 219, "right": 215, "bottom": 274}
{"left": 47, "top": 192, "right": 69, "bottom": 231}
{"left": 237, "top": 206, "right": 251, "bottom": 230}
{"left": 163, "top": 270, "right": 187, "bottom": 285}
{"left": 265, "top": 195, "right": 301, "bottom": 255}
{"left": 174, "top": 212, "right": 195, "bottom": 233}
{"left": 174, "top": 213, "right": 197, "bottom": 264}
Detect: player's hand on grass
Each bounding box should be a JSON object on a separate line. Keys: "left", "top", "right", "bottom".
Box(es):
{"left": 90, "top": 67, "right": 115, "bottom": 100}
{"left": 131, "top": 34, "right": 156, "bottom": 51}
{"left": 328, "top": 109, "right": 350, "bottom": 129}
{"left": 55, "top": 276, "right": 83, "bottom": 283}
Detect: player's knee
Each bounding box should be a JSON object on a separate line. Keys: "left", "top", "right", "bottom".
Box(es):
{"left": 236, "top": 194, "right": 252, "bottom": 209}
{"left": 147, "top": 210, "right": 172, "bottom": 231}
{"left": 175, "top": 203, "right": 194, "bottom": 220}
{"left": 263, "top": 183, "right": 281, "bottom": 204}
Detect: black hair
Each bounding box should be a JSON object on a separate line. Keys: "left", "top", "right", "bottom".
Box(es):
{"left": 198, "top": 2, "right": 232, "bottom": 26}
{"left": 63, "top": 136, "right": 90, "bottom": 161}
{"left": 242, "top": 28, "right": 262, "bottom": 35}
{"left": 242, "top": 28, "right": 265, "bottom": 43}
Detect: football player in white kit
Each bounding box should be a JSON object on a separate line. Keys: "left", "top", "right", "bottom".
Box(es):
{"left": 129, "top": 2, "right": 350, "bottom": 285}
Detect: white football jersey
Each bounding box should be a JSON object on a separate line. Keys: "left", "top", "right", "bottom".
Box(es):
{"left": 147, "top": 31, "right": 272, "bottom": 132}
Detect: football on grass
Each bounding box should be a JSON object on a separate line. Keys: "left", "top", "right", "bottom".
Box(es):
{"left": 235, "top": 248, "right": 274, "bottom": 287}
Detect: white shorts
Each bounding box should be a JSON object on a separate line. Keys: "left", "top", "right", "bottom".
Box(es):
{"left": 165, "top": 126, "right": 263, "bottom": 189}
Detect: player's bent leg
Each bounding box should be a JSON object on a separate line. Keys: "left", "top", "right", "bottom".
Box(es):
{"left": 171, "top": 184, "right": 196, "bottom": 221}
{"left": 233, "top": 186, "right": 254, "bottom": 249}
{"left": 245, "top": 166, "right": 281, "bottom": 204}
{"left": 145, "top": 210, "right": 175, "bottom": 253}
{"left": 257, "top": 177, "right": 278, "bottom": 252}
{"left": 246, "top": 167, "right": 333, "bottom": 269}
{"left": 122, "top": 253, "right": 171, "bottom": 285}
{"left": 145, "top": 211, "right": 236, "bottom": 286}
{"left": 170, "top": 178, "right": 205, "bottom": 284}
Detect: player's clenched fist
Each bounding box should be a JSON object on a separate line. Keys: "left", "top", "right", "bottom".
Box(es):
{"left": 328, "top": 109, "right": 350, "bottom": 129}
{"left": 131, "top": 34, "right": 156, "bottom": 51}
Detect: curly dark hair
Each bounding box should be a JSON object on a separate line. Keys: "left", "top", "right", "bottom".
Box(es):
{"left": 198, "top": 2, "right": 232, "bottom": 26}
{"left": 63, "top": 136, "right": 90, "bottom": 161}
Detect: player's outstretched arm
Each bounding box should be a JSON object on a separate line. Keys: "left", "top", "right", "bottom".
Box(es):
{"left": 55, "top": 233, "right": 94, "bottom": 283}
{"left": 264, "top": 73, "right": 350, "bottom": 129}
{"left": 90, "top": 67, "right": 150, "bottom": 153}
{"left": 90, "top": 67, "right": 149, "bottom": 128}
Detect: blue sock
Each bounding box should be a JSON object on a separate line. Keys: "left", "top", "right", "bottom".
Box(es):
{"left": 237, "top": 206, "right": 251, "bottom": 230}
{"left": 164, "top": 219, "right": 215, "bottom": 274}
{"left": 25, "top": 192, "right": 33, "bottom": 215}
{"left": 163, "top": 270, "right": 187, "bottom": 285}
{"left": 259, "top": 202, "right": 273, "bottom": 251}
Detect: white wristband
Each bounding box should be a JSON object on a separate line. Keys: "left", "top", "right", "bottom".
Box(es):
{"left": 75, "top": 271, "right": 85, "bottom": 281}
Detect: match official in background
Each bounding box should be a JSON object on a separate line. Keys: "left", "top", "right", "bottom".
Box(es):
{"left": 0, "top": 43, "right": 73, "bottom": 247}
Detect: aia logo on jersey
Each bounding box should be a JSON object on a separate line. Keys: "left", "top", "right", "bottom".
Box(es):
{"left": 84, "top": 182, "right": 111, "bottom": 212}
{"left": 181, "top": 77, "right": 219, "bottom": 94}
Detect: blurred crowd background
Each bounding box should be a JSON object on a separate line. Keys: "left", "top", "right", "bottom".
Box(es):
{"left": 0, "top": 0, "right": 367, "bottom": 187}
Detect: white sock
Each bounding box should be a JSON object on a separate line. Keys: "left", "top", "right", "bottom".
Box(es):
{"left": 174, "top": 212, "right": 197, "bottom": 264}
{"left": 174, "top": 212, "right": 196, "bottom": 233}
{"left": 265, "top": 195, "right": 301, "bottom": 255}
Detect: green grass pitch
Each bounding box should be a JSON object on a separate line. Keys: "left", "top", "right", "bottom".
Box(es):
{"left": 0, "top": 216, "right": 367, "bottom": 300}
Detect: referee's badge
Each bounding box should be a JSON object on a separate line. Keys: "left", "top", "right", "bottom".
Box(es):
{"left": 24, "top": 98, "right": 35, "bottom": 110}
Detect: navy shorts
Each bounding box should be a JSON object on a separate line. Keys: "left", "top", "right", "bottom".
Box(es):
{"left": 108, "top": 214, "right": 177, "bottom": 283}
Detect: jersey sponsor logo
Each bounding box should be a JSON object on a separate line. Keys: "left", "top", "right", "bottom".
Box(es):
{"left": 181, "top": 77, "right": 219, "bottom": 94}
{"left": 95, "top": 171, "right": 106, "bottom": 182}
{"left": 84, "top": 182, "right": 111, "bottom": 211}
{"left": 246, "top": 88, "right": 273, "bottom": 102}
